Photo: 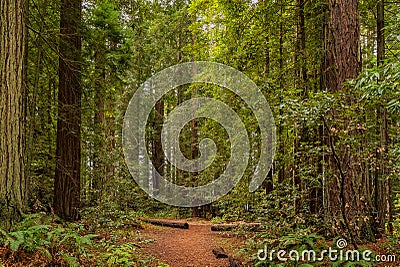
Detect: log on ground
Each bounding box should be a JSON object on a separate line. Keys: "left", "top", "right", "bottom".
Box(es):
{"left": 212, "top": 246, "right": 243, "bottom": 267}
{"left": 142, "top": 218, "right": 189, "bottom": 229}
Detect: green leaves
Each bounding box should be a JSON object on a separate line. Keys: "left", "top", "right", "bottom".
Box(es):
{"left": 355, "top": 62, "right": 400, "bottom": 113}
{"left": 101, "top": 242, "right": 138, "bottom": 266}
{"left": 0, "top": 213, "right": 101, "bottom": 265}
{"left": 1, "top": 223, "right": 51, "bottom": 253}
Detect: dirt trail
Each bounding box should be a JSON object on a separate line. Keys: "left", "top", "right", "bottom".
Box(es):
{"left": 141, "top": 220, "right": 235, "bottom": 267}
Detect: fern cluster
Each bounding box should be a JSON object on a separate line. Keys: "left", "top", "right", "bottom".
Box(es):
{"left": 0, "top": 213, "right": 98, "bottom": 266}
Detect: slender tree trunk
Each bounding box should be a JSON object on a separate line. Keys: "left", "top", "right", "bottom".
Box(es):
{"left": 153, "top": 100, "right": 164, "bottom": 194}
{"left": 376, "top": 0, "right": 392, "bottom": 234}
{"left": 262, "top": 0, "right": 270, "bottom": 79}
{"left": 106, "top": 113, "right": 116, "bottom": 178}
{"left": 92, "top": 50, "right": 106, "bottom": 204}
{"left": 261, "top": 0, "right": 273, "bottom": 194}
{"left": 277, "top": 3, "right": 285, "bottom": 184}
{"left": 190, "top": 31, "right": 201, "bottom": 218}
{"left": 293, "top": 0, "right": 307, "bottom": 213}
{"left": 377, "top": 0, "right": 384, "bottom": 66}
{"left": 297, "top": 0, "right": 307, "bottom": 92}
{"left": 0, "top": 0, "right": 27, "bottom": 230}
{"left": 54, "top": 0, "right": 82, "bottom": 221}
{"left": 191, "top": 89, "right": 200, "bottom": 217}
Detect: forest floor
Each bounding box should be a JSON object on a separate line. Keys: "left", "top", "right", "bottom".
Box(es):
{"left": 140, "top": 219, "right": 249, "bottom": 267}
{"left": 139, "top": 218, "right": 400, "bottom": 267}
{"left": 1, "top": 213, "right": 399, "bottom": 266}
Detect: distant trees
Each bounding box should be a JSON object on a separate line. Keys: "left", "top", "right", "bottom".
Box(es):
{"left": 1, "top": 0, "right": 399, "bottom": 245}
{"left": 0, "top": 0, "right": 28, "bottom": 229}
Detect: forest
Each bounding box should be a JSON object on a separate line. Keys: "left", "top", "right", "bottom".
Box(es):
{"left": 1, "top": 0, "right": 400, "bottom": 266}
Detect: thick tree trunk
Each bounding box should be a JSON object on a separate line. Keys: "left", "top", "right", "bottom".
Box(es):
{"left": 54, "top": 0, "right": 82, "bottom": 221}
{"left": 0, "top": 0, "right": 27, "bottom": 230}
{"left": 324, "top": 0, "right": 361, "bottom": 93}
{"left": 323, "top": 0, "right": 375, "bottom": 244}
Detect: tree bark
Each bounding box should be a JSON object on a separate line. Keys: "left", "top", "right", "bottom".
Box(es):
{"left": 376, "top": 0, "right": 385, "bottom": 66}
{"left": 0, "top": 0, "right": 27, "bottom": 230}
{"left": 142, "top": 218, "right": 189, "bottom": 229}
{"left": 277, "top": 2, "right": 285, "bottom": 184}
{"left": 324, "top": 0, "right": 361, "bottom": 92}
{"left": 376, "top": 0, "right": 392, "bottom": 234}
{"left": 92, "top": 49, "right": 106, "bottom": 205}
{"left": 54, "top": 0, "right": 82, "bottom": 221}
{"left": 153, "top": 100, "right": 164, "bottom": 194}
{"left": 323, "top": 0, "right": 375, "bottom": 244}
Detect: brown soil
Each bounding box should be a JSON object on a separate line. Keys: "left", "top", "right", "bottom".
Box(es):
{"left": 140, "top": 219, "right": 244, "bottom": 267}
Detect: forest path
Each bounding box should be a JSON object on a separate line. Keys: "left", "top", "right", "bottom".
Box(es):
{"left": 140, "top": 220, "right": 235, "bottom": 267}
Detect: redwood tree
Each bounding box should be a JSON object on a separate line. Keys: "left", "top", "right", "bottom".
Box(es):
{"left": 323, "top": 0, "right": 376, "bottom": 244}
{"left": 54, "top": 0, "right": 82, "bottom": 221}
{"left": 0, "top": 0, "right": 27, "bottom": 229}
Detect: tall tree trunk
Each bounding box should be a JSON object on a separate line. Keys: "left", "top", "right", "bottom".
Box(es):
{"left": 324, "top": 0, "right": 375, "bottom": 244}
{"left": 54, "top": 0, "right": 82, "bottom": 221}
{"left": 153, "top": 100, "right": 164, "bottom": 194}
{"left": 191, "top": 88, "right": 200, "bottom": 218}
{"left": 376, "top": 0, "right": 384, "bottom": 66}
{"left": 293, "top": 0, "right": 306, "bottom": 213}
{"left": 261, "top": 0, "right": 273, "bottom": 194}
{"left": 324, "top": 0, "right": 360, "bottom": 93}
{"left": 296, "top": 0, "right": 307, "bottom": 92}
{"left": 277, "top": 2, "right": 285, "bottom": 184}
{"left": 91, "top": 50, "right": 106, "bottom": 205}
{"left": 0, "top": 0, "right": 27, "bottom": 230}
{"left": 376, "top": 0, "right": 392, "bottom": 234}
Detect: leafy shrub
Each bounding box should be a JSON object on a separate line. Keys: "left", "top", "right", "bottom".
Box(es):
{"left": 100, "top": 242, "right": 138, "bottom": 266}
{"left": 0, "top": 213, "right": 98, "bottom": 265}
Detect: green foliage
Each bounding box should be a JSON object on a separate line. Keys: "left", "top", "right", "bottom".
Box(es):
{"left": 21, "top": 0, "right": 400, "bottom": 264}
{"left": 0, "top": 214, "right": 98, "bottom": 265}
{"left": 254, "top": 230, "right": 374, "bottom": 266}
{"left": 81, "top": 204, "right": 144, "bottom": 231}
{"left": 0, "top": 214, "right": 53, "bottom": 254}
{"left": 392, "top": 193, "right": 400, "bottom": 238}
{"left": 355, "top": 62, "right": 400, "bottom": 113}
{"left": 100, "top": 242, "right": 137, "bottom": 266}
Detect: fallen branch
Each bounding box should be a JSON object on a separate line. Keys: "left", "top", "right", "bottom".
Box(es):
{"left": 141, "top": 218, "right": 189, "bottom": 229}
{"left": 212, "top": 247, "right": 229, "bottom": 258}
{"left": 212, "top": 247, "right": 243, "bottom": 267}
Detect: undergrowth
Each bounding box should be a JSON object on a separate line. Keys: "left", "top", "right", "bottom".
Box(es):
{"left": 0, "top": 208, "right": 166, "bottom": 267}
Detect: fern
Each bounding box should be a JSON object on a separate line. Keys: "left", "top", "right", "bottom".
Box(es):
{"left": 101, "top": 242, "right": 138, "bottom": 266}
